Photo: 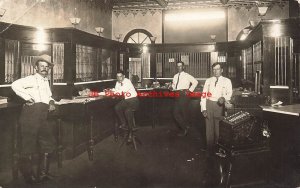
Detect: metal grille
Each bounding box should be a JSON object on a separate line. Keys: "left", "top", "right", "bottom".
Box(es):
{"left": 102, "top": 49, "right": 113, "bottom": 79}
{"left": 20, "top": 56, "right": 35, "bottom": 78}
{"left": 241, "top": 50, "right": 245, "bottom": 80}
{"left": 53, "top": 43, "right": 64, "bottom": 83}
{"left": 293, "top": 53, "right": 300, "bottom": 91}
{"left": 156, "top": 52, "right": 210, "bottom": 78}
{"left": 253, "top": 41, "right": 262, "bottom": 73}
{"left": 274, "top": 36, "right": 290, "bottom": 85}
{"left": 129, "top": 57, "right": 141, "bottom": 81}
{"left": 120, "top": 54, "right": 124, "bottom": 71}
{"left": 76, "top": 44, "right": 100, "bottom": 81}
{"left": 156, "top": 53, "right": 163, "bottom": 78}
{"left": 4, "top": 40, "right": 20, "bottom": 83}
{"left": 141, "top": 53, "right": 150, "bottom": 78}
{"left": 293, "top": 52, "right": 300, "bottom": 99}
{"left": 243, "top": 47, "right": 253, "bottom": 80}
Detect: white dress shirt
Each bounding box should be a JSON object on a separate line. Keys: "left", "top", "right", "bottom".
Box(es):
{"left": 172, "top": 71, "right": 198, "bottom": 92}
{"left": 113, "top": 78, "right": 137, "bottom": 99}
{"left": 200, "top": 76, "right": 232, "bottom": 112}
{"left": 11, "top": 73, "right": 53, "bottom": 104}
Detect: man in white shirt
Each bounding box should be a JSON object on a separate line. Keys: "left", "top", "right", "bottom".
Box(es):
{"left": 113, "top": 70, "right": 139, "bottom": 141}
{"left": 171, "top": 61, "right": 198, "bottom": 136}
{"left": 200, "top": 62, "right": 232, "bottom": 155}
{"left": 11, "top": 54, "right": 56, "bottom": 184}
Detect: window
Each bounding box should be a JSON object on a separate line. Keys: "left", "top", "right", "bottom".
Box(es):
{"left": 123, "top": 29, "right": 153, "bottom": 44}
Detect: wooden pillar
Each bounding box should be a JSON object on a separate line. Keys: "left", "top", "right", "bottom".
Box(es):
{"left": 289, "top": 0, "right": 299, "bottom": 18}
{"left": 116, "top": 49, "right": 120, "bottom": 71}
{"left": 123, "top": 53, "right": 129, "bottom": 78}
{"left": 0, "top": 37, "right": 5, "bottom": 84}
{"left": 263, "top": 37, "right": 276, "bottom": 96}
{"left": 150, "top": 49, "right": 156, "bottom": 78}
{"left": 97, "top": 48, "right": 102, "bottom": 80}
{"left": 64, "top": 42, "right": 76, "bottom": 83}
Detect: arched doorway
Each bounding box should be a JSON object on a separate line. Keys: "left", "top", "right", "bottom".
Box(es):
{"left": 123, "top": 29, "right": 153, "bottom": 84}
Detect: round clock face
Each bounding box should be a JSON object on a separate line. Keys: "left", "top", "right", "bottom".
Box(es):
{"left": 127, "top": 32, "right": 151, "bottom": 44}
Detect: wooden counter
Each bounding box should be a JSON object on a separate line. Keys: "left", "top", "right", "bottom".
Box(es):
{"left": 0, "top": 102, "right": 22, "bottom": 183}
{"left": 260, "top": 104, "right": 300, "bottom": 183}
{"left": 260, "top": 104, "right": 300, "bottom": 116}
{"left": 54, "top": 96, "right": 121, "bottom": 162}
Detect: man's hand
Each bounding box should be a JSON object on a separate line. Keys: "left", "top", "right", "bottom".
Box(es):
{"left": 202, "top": 110, "right": 208, "bottom": 118}
{"left": 25, "top": 99, "right": 35, "bottom": 106}
{"left": 217, "top": 97, "right": 225, "bottom": 106}
{"left": 49, "top": 104, "right": 56, "bottom": 111}
{"left": 49, "top": 100, "right": 56, "bottom": 111}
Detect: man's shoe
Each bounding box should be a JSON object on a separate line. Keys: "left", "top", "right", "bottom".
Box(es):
{"left": 127, "top": 132, "right": 133, "bottom": 143}
{"left": 37, "top": 153, "right": 53, "bottom": 182}
{"left": 19, "top": 155, "right": 39, "bottom": 184}
{"left": 119, "top": 124, "right": 127, "bottom": 129}
{"left": 177, "top": 128, "right": 188, "bottom": 137}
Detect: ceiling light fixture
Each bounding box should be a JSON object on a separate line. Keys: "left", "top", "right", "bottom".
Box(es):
{"left": 150, "top": 36, "right": 157, "bottom": 43}
{"left": 256, "top": 1, "right": 268, "bottom": 16}
{"left": 115, "top": 34, "right": 123, "bottom": 42}
{"left": 0, "top": 8, "right": 6, "bottom": 18}
{"left": 220, "top": 0, "right": 230, "bottom": 5}
{"left": 95, "top": 27, "right": 104, "bottom": 36}
{"left": 70, "top": 8, "right": 81, "bottom": 28}
{"left": 69, "top": 17, "right": 81, "bottom": 28}
{"left": 210, "top": 35, "right": 216, "bottom": 42}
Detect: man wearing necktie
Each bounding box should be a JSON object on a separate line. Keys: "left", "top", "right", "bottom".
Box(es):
{"left": 171, "top": 61, "right": 198, "bottom": 136}
{"left": 200, "top": 62, "right": 232, "bottom": 155}
{"left": 11, "top": 55, "right": 56, "bottom": 184}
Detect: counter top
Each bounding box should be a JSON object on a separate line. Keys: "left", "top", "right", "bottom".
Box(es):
{"left": 260, "top": 104, "right": 300, "bottom": 116}
{"left": 55, "top": 95, "right": 118, "bottom": 105}
{"left": 0, "top": 102, "right": 22, "bottom": 110}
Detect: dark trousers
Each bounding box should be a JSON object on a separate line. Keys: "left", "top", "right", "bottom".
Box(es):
{"left": 173, "top": 90, "right": 191, "bottom": 130}
{"left": 205, "top": 100, "right": 224, "bottom": 154}
{"left": 19, "top": 103, "right": 55, "bottom": 154}
{"left": 114, "top": 97, "right": 139, "bottom": 128}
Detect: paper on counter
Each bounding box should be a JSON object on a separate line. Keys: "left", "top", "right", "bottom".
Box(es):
{"left": 271, "top": 101, "right": 283, "bottom": 107}
{"left": 55, "top": 98, "right": 96, "bottom": 105}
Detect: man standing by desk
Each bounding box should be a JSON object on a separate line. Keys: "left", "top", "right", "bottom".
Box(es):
{"left": 11, "top": 55, "right": 56, "bottom": 184}
{"left": 113, "top": 70, "right": 139, "bottom": 140}
{"left": 200, "top": 62, "right": 232, "bottom": 155}
{"left": 171, "top": 61, "right": 198, "bottom": 136}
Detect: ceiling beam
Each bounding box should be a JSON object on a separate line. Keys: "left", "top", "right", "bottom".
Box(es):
{"left": 155, "top": 0, "right": 168, "bottom": 7}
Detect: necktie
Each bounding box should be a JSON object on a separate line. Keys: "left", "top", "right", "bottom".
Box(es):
{"left": 175, "top": 73, "right": 180, "bottom": 89}
{"left": 215, "top": 77, "right": 219, "bottom": 87}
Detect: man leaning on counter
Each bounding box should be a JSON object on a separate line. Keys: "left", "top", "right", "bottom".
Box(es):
{"left": 11, "top": 54, "right": 57, "bottom": 184}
